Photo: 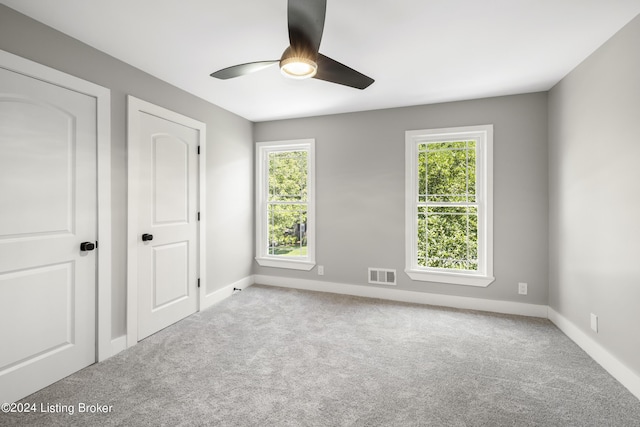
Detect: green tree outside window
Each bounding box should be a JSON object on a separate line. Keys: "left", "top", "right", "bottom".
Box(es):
{"left": 417, "top": 141, "right": 478, "bottom": 271}
{"left": 267, "top": 150, "right": 308, "bottom": 256}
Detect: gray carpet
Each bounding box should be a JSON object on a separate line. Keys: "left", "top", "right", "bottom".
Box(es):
{"left": 2, "top": 284, "right": 640, "bottom": 426}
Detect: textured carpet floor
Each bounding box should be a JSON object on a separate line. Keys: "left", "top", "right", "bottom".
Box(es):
{"left": 2, "top": 284, "right": 640, "bottom": 426}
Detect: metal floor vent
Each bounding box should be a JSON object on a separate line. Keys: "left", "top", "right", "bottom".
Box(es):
{"left": 368, "top": 268, "right": 396, "bottom": 285}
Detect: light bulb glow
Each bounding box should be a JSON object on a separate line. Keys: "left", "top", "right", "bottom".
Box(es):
{"left": 280, "top": 56, "right": 317, "bottom": 79}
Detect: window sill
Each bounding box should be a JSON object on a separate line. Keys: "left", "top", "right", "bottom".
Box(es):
{"left": 256, "top": 257, "right": 315, "bottom": 271}
{"left": 405, "top": 269, "right": 494, "bottom": 287}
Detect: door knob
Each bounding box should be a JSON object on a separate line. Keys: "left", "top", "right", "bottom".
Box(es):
{"left": 142, "top": 233, "right": 153, "bottom": 242}
{"left": 80, "top": 242, "right": 96, "bottom": 251}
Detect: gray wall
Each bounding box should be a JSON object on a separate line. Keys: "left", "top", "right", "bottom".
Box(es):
{"left": 548, "top": 15, "right": 640, "bottom": 374}
{"left": 0, "top": 5, "right": 255, "bottom": 340}
{"left": 254, "top": 93, "right": 549, "bottom": 305}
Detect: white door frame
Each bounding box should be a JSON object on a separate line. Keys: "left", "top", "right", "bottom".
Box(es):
{"left": 0, "top": 50, "right": 113, "bottom": 361}
{"left": 126, "top": 96, "right": 206, "bottom": 347}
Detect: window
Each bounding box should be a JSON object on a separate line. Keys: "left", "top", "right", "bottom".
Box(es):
{"left": 405, "top": 125, "right": 494, "bottom": 286}
{"left": 256, "top": 139, "right": 315, "bottom": 270}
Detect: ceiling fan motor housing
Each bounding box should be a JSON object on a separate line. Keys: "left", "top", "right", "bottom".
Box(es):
{"left": 279, "top": 46, "right": 318, "bottom": 79}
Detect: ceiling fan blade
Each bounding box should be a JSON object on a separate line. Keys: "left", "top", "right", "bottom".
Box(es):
{"left": 210, "top": 61, "right": 278, "bottom": 80}
{"left": 288, "top": 0, "right": 326, "bottom": 54}
{"left": 314, "top": 54, "right": 374, "bottom": 89}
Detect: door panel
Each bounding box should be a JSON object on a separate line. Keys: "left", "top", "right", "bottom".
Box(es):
{"left": 0, "top": 263, "right": 74, "bottom": 369}
{"left": 137, "top": 112, "right": 198, "bottom": 341}
{"left": 0, "top": 99, "right": 75, "bottom": 237}
{"left": 153, "top": 134, "right": 189, "bottom": 224}
{"left": 153, "top": 242, "right": 189, "bottom": 309}
{"left": 0, "top": 66, "right": 96, "bottom": 403}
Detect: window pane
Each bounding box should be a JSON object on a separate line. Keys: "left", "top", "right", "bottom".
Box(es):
{"left": 418, "top": 151, "right": 426, "bottom": 202}
{"left": 268, "top": 204, "right": 307, "bottom": 257}
{"left": 423, "top": 206, "right": 478, "bottom": 271}
{"left": 425, "top": 141, "right": 476, "bottom": 203}
{"left": 268, "top": 151, "right": 307, "bottom": 202}
{"left": 417, "top": 207, "right": 427, "bottom": 267}
{"left": 467, "top": 142, "right": 476, "bottom": 201}
{"left": 427, "top": 140, "right": 467, "bottom": 151}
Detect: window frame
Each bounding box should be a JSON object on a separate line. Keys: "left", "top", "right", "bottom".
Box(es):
{"left": 405, "top": 125, "right": 494, "bottom": 287}
{"left": 255, "top": 139, "right": 316, "bottom": 271}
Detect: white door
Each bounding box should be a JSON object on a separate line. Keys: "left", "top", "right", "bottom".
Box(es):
{"left": 0, "top": 67, "right": 97, "bottom": 403}
{"left": 135, "top": 110, "right": 200, "bottom": 340}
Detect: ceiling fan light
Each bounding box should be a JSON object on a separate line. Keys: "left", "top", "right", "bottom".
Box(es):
{"left": 280, "top": 56, "right": 317, "bottom": 79}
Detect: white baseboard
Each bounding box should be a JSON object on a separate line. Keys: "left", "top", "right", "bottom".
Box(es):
{"left": 200, "top": 275, "right": 253, "bottom": 311}
{"left": 548, "top": 307, "right": 640, "bottom": 401}
{"left": 110, "top": 335, "right": 127, "bottom": 357}
{"left": 252, "top": 275, "right": 548, "bottom": 318}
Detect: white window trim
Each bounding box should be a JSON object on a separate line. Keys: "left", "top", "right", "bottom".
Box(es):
{"left": 256, "top": 139, "right": 316, "bottom": 271}
{"left": 405, "top": 125, "right": 494, "bottom": 287}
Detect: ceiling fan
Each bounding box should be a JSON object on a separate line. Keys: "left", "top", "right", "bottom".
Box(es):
{"left": 210, "top": 0, "right": 374, "bottom": 90}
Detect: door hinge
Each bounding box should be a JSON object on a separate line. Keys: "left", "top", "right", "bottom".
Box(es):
{"left": 197, "top": 278, "right": 200, "bottom": 288}
{"left": 197, "top": 145, "right": 200, "bottom": 155}
{"left": 197, "top": 212, "right": 200, "bottom": 221}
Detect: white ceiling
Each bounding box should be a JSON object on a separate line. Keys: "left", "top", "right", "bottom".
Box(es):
{"left": 2, "top": 0, "right": 639, "bottom": 122}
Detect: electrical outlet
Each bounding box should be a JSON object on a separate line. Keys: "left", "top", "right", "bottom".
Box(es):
{"left": 317, "top": 265, "right": 324, "bottom": 276}
{"left": 518, "top": 282, "right": 528, "bottom": 295}
{"left": 590, "top": 313, "right": 598, "bottom": 333}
